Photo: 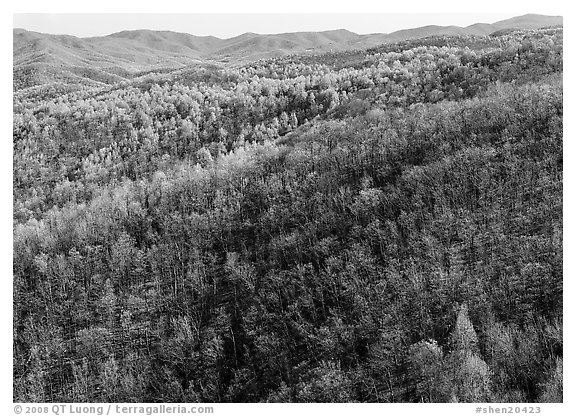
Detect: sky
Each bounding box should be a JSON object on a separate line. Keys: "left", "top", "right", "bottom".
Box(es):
{"left": 13, "top": 13, "right": 528, "bottom": 39}
{"left": 10, "top": 0, "right": 565, "bottom": 39}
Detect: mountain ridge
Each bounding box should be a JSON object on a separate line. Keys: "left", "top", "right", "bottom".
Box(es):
{"left": 13, "top": 14, "right": 562, "bottom": 89}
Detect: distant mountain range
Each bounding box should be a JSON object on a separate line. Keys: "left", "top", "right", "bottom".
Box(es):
{"left": 13, "top": 14, "right": 562, "bottom": 89}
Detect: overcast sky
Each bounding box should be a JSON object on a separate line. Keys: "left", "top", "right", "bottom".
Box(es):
{"left": 13, "top": 13, "right": 527, "bottom": 39}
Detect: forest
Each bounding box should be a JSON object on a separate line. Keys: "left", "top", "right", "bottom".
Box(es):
{"left": 13, "top": 27, "right": 563, "bottom": 403}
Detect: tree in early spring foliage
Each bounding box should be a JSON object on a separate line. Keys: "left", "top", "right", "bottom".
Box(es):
{"left": 13, "top": 27, "right": 562, "bottom": 402}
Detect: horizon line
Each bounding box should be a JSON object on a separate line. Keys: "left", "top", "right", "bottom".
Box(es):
{"left": 13, "top": 13, "right": 563, "bottom": 40}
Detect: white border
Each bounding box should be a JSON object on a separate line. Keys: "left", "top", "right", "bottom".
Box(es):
{"left": 3, "top": 1, "right": 571, "bottom": 414}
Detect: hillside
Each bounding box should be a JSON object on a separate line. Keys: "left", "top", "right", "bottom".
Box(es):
{"left": 490, "top": 13, "right": 564, "bottom": 30}
{"left": 12, "top": 20, "right": 563, "bottom": 404}
{"left": 13, "top": 14, "right": 562, "bottom": 90}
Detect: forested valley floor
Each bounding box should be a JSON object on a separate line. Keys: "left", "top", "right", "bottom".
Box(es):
{"left": 13, "top": 28, "right": 563, "bottom": 403}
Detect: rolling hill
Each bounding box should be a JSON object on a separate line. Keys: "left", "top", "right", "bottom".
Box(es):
{"left": 13, "top": 14, "right": 562, "bottom": 90}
